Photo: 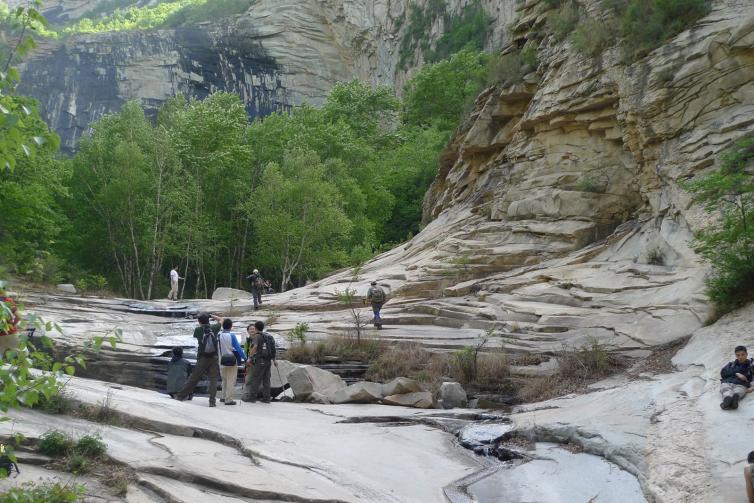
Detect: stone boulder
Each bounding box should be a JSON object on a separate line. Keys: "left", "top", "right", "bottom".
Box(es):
{"left": 381, "top": 377, "right": 423, "bottom": 396}
{"left": 437, "top": 382, "right": 467, "bottom": 409}
{"left": 331, "top": 382, "right": 384, "bottom": 404}
{"left": 211, "top": 287, "right": 253, "bottom": 301}
{"left": 57, "top": 284, "right": 77, "bottom": 294}
{"left": 271, "top": 360, "right": 303, "bottom": 389}
{"left": 288, "top": 366, "right": 345, "bottom": 401}
{"left": 382, "top": 392, "right": 433, "bottom": 409}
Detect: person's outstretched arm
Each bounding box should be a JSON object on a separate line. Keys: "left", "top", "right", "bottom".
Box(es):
{"left": 231, "top": 334, "right": 246, "bottom": 362}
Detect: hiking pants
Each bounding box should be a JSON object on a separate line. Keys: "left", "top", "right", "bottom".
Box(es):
{"left": 176, "top": 355, "right": 219, "bottom": 403}
{"left": 221, "top": 364, "right": 238, "bottom": 401}
{"left": 243, "top": 359, "right": 271, "bottom": 401}
{"left": 372, "top": 302, "right": 383, "bottom": 324}
{"left": 251, "top": 286, "right": 262, "bottom": 308}
{"left": 721, "top": 382, "right": 748, "bottom": 400}
{"left": 168, "top": 282, "right": 179, "bottom": 300}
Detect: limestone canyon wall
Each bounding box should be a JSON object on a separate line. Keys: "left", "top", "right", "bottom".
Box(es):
{"left": 19, "top": 0, "right": 517, "bottom": 151}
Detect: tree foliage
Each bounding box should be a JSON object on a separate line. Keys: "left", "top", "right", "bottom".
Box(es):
{"left": 686, "top": 138, "right": 754, "bottom": 313}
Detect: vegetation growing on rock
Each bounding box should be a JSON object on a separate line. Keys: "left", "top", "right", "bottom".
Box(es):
{"left": 686, "top": 138, "right": 754, "bottom": 314}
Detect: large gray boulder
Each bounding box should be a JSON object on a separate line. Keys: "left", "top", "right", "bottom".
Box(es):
{"left": 57, "top": 284, "right": 77, "bottom": 294}
{"left": 288, "top": 366, "right": 345, "bottom": 401}
{"left": 211, "top": 287, "right": 254, "bottom": 301}
{"left": 381, "top": 377, "right": 423, "bottom": 396}
{"left": 331, "top": 382, "right": 384, "bottom": 404}
{"left": 383, "top": 392, "right": 433, "bottom": 409}
{"left": 438, "top": 382, "right": 468, "bottom": 409}
{"left": 271, "top": 360, "right": 304, "bottom": 389}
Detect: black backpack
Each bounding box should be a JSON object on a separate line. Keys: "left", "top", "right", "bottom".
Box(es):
{"left": 201, "top": 326, "right": 218, "bottom": 357}
{"left": 258, "top": 332, "right": 276, "bottom": 360}
{"left": 0, "top": 444, "right": 19, "bottom": 477}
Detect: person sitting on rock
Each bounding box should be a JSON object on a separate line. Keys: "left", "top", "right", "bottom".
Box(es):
{"left": 744, "top": 451, "right": 754, "bottom": 502}
{"left": 720, "top": 345, "right": 754, "bottom": 410}
{"left": 166, "top": 346, "right": 192, "bottom": 399}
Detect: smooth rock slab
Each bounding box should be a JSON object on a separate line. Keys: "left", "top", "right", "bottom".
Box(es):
{"left": 383, "top": 391, "right": 434, "bottom": 408}
{"left": 56, "top": 283, "right": 76, "bottom": 294}
{"left": 465, "top": 443, "right": 645, "bottom": 503}
{"left": 288, "top": 365, "right": 345, "bottom": 400}
{"left": 331, "top": 381, "right": 384, "bottom": 404}
{"left": 212, "top": 287, "right": 253, "bottom": 301}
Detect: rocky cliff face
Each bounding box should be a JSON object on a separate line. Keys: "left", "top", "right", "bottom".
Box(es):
{"left": 263, "top": 0, "right": 754, "bottom": 360}
{"left": 20, "top": 0, "right": 517, "bottom": 151}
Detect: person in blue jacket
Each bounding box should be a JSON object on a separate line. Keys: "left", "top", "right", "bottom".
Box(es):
{"left": 218, "top": 318, "right": 246, "bottom": 405}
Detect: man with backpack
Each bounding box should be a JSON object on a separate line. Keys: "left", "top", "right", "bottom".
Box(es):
{"left": 245, "top": 269, "right": 264, "bottom": 309}
{"left": 175, "top": 313, "right": 221, "bottom": 407}
{"left": 241, "top": 320, "right": 276, "bottom": 403}
{"left": 366, "top": 281, "right": 387, "bottom": 329}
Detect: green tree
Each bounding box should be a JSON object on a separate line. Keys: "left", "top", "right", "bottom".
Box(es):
{"left": 403, "top": 48, "right": 489, "bottom": 130}
{"left": 69, "top": 102, "right": 187, "bottom": 299}
{"left": 251, "top": 149, "right": 351, "bottom": 291}
{"left": 686, "top": 138, "right": 754, "bottom": 313}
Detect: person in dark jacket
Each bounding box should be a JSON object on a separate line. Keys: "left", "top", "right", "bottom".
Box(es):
{"left": 166, "top": 346, "right": 192, "bottom": 399}
{"left": 245, "top": 269, "right": 263, "bottom": 309}
{"left": 720, "top": 345, "right": 754, "bottom": 410}
{"left": 175, "top": 314, "right": 221, "bottom": 407}
{"left": 241, "top": 320, "right": 276, "bottom": 403}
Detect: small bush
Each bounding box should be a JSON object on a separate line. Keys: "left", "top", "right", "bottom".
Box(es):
{"left": 286, "top": 336, "right": 386, "bottom": 364}
{"left": 37, "top": 430, "right": 73, "bottom": 457}
{"left": 76, "top": 390, "right": 121, "bottom": 425}
{"left": 546, "top": 1, "right": 580, "bottom": 41}
{"left": 65, "top": 453, "right": 91, "bottom": 474}
{"left": 0, "top": 482, "right": 85, "bottom": 503}
{"left": 452, "top": 347, "right": 476, "bottom": 383}
{"left": 571, "top": 17, "right": 614, "bottom": 57}
{"left": 103, "top": 467, "right": 132, "bottom": 497}
{"left": 366, "top": 343, "right": 434, "bottom": 382}
{"left": 488, "top": 45, "right": 538, "bottom": 86}
{"left": 608, "top": 0, "right": 711, "bottom": 59}
{"left": 36, "top": 392, "right": 75, "bottom": 415}
{"left": 288, "top": 322, "right": 309, "bottom": 345}
{"left": 74, "top": 435, "right": 106, "bottom": 458}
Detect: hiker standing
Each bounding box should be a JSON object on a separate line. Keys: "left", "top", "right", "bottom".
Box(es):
{"left": 168, "top": 266, "right": 183, "bottom": 301}
{"left": 166, "top": 346, "right": 192, "bottom": 399}
{"left": 245, "top": 269, "right": 263, "bottom": 309}
{"left": 175, "top": 313, "right": 221, "bottom": 407}
{"left": 366, "top": 281, "right": 387, "bottom": 329}
{"left": 241, "top": 320, "right": 276, "bottom": 403}
{"left": 218, "top": 318, "right": 246, "bottom": 406}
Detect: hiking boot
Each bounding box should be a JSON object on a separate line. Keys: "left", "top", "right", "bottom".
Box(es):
{"left": 220, "top": 398, "right": 225, "bottom": 403}
{"left": 261, "top": 399, "right": 271, "bottom": 404}
{"left": 225, "top": 400, "right": 237, "bottom": 406}
{"left": 209, "top": 400, "right": 216, "bottom": 407}
{"left": 721, "top": 396, "right": 733, "bottom": 409}
{"left": 731, "top": 395, "right": 740, "bottom": 409}
{"left": 241, "top": 397, "right": 256, "bottom": 403}
{"left": 173, "top": 395, "right": 186, "bottom": 402}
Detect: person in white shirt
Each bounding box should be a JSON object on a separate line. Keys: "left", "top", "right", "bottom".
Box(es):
{"left": 168, "top": 266, "right": 183, "bottom": 301}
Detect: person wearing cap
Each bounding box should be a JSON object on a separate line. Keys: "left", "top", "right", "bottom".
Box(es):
{"left": 245, "top": 269, "right": 264, "bottom": 310}
{"left": 365, "top": 281, "right": 388, "bottom": 329}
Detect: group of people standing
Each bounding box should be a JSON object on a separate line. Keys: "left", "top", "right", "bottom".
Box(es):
{"left": 166, "top": 313, "right": 277, "bottom": 406}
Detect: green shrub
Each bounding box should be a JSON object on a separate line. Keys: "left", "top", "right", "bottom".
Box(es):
{"left": 74, "top": 435, "right": 106, "bottom": 458}
{"left": 37, "top": 430, "right": 73, "bottom": 457}
{"left": 452, "top": 347, "right": 476, "bottom": 382}
{"left": 571, "top": 17, "right": 614, "bottom": 57}
{"left": 65, "top": 453, "right": 91, "bottom": 474}
{"left": 608, "top": 0, "right": 710, "bottom": 59}
{"left": 287, "top": 322, "right": 309, "bottom": 345}
{"left": 685, "top": 138, "right": 754, "bottom": 313}
{"left": 0, "top": 482, "right": 85, "bottom": 503}
{"left": 36, "top": 392, "right": 75, "bottom": 415}
{"left": 546, "top": 1, "right": 580, "bottom": 41}
{"left": 487, "top": 45, "right": 538, "bottom": 86}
